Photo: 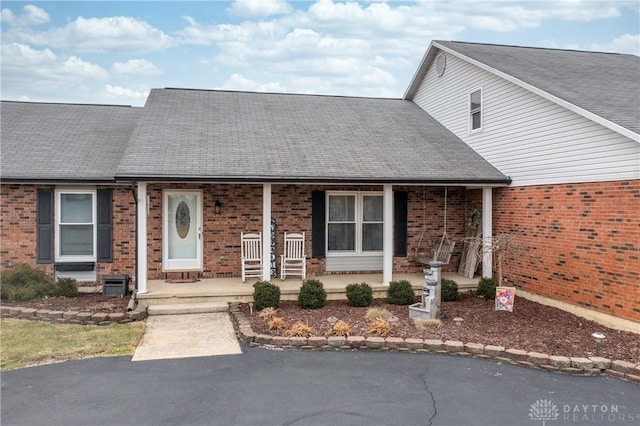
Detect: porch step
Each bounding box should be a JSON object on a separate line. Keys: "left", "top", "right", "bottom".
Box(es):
{"left": 147, "top": 302, "right": 229, "bottom": 316}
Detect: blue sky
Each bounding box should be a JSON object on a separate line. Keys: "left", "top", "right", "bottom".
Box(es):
{"left": 2, "top": 1, "right": 639, "bottom": 106}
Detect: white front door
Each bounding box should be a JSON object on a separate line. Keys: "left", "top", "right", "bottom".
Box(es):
{"left": 163, "top": 190, "right": 203, "bottom": 271}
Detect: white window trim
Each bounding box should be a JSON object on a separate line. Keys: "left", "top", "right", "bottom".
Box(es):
{"left": 55, "top": 187, "right": 97, "bottom": 263}
{"left": 326, "top": 191, "right": 384, "bottom": 257}
{"left": 469, "top": 87, "right": 483, "bottom": 134}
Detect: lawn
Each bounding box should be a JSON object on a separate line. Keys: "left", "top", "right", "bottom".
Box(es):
{"left": 1, "top": 318, "right": 145, "bottom": 370}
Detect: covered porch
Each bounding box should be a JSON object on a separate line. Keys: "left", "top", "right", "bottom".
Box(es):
{"left": 137, "top": 272, "right": 479, "bottom": 308}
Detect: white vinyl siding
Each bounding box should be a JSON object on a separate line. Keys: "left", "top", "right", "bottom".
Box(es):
{"left": 412, "top": 53, "right": 640, "bottom": 186}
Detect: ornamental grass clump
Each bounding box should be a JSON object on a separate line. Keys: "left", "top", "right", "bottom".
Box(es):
{"left": 413, "top": 318, "right": 442, "bottom": 330}
{"left": 367, "top": 317, "right": 392, "bottom": 337}
{"left": 268, "top": 317, "right": 287, "bottom": 331}
{"left": 331, "top": 320, "right": 353, "bottom": 337}
{"left": 286, "top": 322, "right": 316, "bottom": 338}
{"left": 365, "top": 307, "right": 393, "bottom": 322}
{"left": 297, "top": 279, "right": 327, "bottom": 309}
{"left": 345, "top": 282, "right": 373, "bottom": 307}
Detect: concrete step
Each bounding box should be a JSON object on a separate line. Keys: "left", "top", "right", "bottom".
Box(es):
{"left": 147, "top": 302, "right": 229, "bottom": 316}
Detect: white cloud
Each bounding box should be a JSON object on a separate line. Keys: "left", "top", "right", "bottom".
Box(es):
{"left": 0, "top": 4, "right": 49, "bottom": 27}
{"left": 9, "top": 15, "right": 175, "bottom": 53}
{"left": 111, "top": 59, "right": 163, "bottom": 76}
{"left": 218, "top": 73, "right": 284, "bottom": 92}
{"left": 591, "top": 34, "right": 640, "bottom": 55}
{"left": 229, "top": 0, "right": 292, "bottom": 17}
{"left": 101, "top": 84, "right": 150, "bottom": 101}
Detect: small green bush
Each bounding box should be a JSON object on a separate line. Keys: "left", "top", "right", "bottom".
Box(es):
{"left": 387, "top": 280, "right": 416, "bottom": 305}
{"left": 477, "top": 277, "right": 499, "bottom": 300}
{"left": 440, "top": 278, "right": 459, "bottom": 302}
{"left": 252, "top": 281, "right": 281, "bottom": 310}
{"left": 297, "top": 279, "right": 327, "bottom": 309}
{"left": 53, "top": 278, "right": 78, "bottom": 297}
{"left": 345, "top": 282, "right": 373, "bottom": 307}
{"left": 0, "top": 264, "right": 53, "bottom": 302}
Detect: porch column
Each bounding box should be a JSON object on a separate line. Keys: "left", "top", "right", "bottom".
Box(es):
{"left": 137, "top": 182, "right": 148, "bottom": 294}
{"left": 262, "top": 183, "right": 272, "bottom": 282}
{"left": 482, "top": 186, "right": 493, "bottom": 279}
{"left": 383, "top": 184, "right": 394, "bottom": 285}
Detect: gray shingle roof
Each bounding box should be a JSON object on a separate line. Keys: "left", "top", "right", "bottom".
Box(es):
{"left": 116, "top": 89, "right": 509, "bottom": 184}
{"left": 1, "top": 101, "right": 141, "bottom": 181}
{"left": 408, "top": 41, "right": 640, "bottom": 137}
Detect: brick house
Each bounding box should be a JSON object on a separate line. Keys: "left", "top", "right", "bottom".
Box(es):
{"left": 1, "top": 41, "right": 638, "bottom": 327}
{"left": 405, "top": 41, "right": 639, "bottom": 325}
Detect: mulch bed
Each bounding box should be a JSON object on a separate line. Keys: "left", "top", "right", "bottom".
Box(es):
{"left": 241, "top": 292, "right": 640, "bottom": 364}
{"left": 2, "top": 293, "right": 130, "bottom": 314}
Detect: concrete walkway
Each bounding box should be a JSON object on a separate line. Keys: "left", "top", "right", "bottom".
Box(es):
{"left": 132, "top": 312, "right": 242, "bottom": 361}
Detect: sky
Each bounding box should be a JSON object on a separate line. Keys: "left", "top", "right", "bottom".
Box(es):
{"left": 1, "top": 1, "right": 639, "bottom": 106}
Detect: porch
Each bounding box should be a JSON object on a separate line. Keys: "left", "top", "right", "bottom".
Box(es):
{"left": 137, "top": 272, "right": 479, "bottom": 308}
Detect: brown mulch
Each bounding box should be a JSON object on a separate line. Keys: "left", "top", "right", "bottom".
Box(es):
{"left": 2, "top": 293, "right": 130, "bottom": 314}
{"left": 241, "top": 292, "right": 640, "bottom": 364}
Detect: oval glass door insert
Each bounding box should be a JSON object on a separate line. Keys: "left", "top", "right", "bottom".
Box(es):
{"left": 175, "top": 200, "right": 191, "bottom": 239}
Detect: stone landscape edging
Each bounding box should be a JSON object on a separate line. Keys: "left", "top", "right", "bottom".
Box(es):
{"left": 228, "top": 303, "right": 640, "bottom": 384}
{"left": 0, "top": 305, "right": 147, "bottom": 325}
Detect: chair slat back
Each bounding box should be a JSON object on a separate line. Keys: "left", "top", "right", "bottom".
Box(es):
{"left": 241, "top": 232, "right": 262, "bottom": 260}
{"left": 284, "top": 232, "right": 305, "bottom": 259}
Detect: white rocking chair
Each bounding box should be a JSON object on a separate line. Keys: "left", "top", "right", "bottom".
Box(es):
{"left": 280, "top": 232, "right": 306, "bottom": 280}
{"left": 241, "top": 232, "right": 262, "bottom": 283}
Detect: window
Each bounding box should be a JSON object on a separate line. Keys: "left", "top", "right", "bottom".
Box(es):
{"left": 327, "top": 192, "right": 383, "bottom": 254}
{"left": 469, "top": 88, "right": 482, "bottom": 132}
{"left": 56, "top": 189, "right": 96, "bottom": 261}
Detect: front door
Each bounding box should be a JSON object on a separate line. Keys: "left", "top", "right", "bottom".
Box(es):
{"left": 163, "top": 190, "right": 203, "bottom": 271}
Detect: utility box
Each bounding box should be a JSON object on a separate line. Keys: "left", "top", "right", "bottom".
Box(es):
{"left": 102, "top": 275, "right": 129, "bottom": 298}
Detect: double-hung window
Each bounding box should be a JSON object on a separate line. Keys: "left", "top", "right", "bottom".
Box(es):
{"left": 327, "top": 192, "right": 383, "bottom": 255}
{"left": 55, "top": 189, "right": 97, "bottom": 261}
{"left": 469, "top": 88, "right": 482, "bottom": 132}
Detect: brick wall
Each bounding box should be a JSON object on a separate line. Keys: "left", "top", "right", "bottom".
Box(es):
{"left": 0, "top": 184, "right": 136, "bottom": 283}
{"left": 492, "top": 180, "right": 640, "bottom": 322}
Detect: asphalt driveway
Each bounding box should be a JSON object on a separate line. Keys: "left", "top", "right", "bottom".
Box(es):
{"left": 1, "top": 346, "right": 638, "bottom": 426}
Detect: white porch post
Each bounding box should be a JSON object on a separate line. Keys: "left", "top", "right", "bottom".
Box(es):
{"left": 137, "top": 182, "right": 148, "bottom": 294}
{"left": 383, "top": 184, "right": 394, "bottom": 286}
{"left": 482, "top": 186, "right": 493, "bottom": 279}
{"left": 262, "top": 183, "right": 272, "bottom": 282}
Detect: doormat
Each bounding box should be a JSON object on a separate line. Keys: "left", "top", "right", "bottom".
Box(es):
{"left": 165, "top": 278, "right": 200, "bottom": 284}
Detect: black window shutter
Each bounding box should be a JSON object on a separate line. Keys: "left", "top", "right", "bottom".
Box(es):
{"left": 97, "top": 189, "right": 113, "bottom": 262}
{"left": 36, "top": 189, "right": 54, "bottom": 264}
{"left": 394, "top": 191, "right": 408, "bottom": 257}
{"left": 311, "top": 191, "right": 326, "bottom": 259}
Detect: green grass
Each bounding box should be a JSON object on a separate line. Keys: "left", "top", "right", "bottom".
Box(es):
{"left": 1, "top": 318, "right": 146, "bottom": 370}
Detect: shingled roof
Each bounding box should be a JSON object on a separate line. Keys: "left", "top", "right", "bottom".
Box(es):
{"left": 116, "top": 88, "right": 509, "bottom": 184}
{"left": 1, "top": 101, "right": 141, "bottom": 182}
{"left": 405, "top": 41, "right": 640, "bottom": 139}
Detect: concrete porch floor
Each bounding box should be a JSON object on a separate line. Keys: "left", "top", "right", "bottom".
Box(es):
{"left": 137, "top": 272, "right": 479, "bottom": 308}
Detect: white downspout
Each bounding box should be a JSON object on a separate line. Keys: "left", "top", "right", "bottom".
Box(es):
{"left": 482, "top": 186, "right": 493, "bottom": 279}
{"left": 262, "top": 183, "right": 272, "bottom": 282}
{"left": 137, "top": 182, "right": 148, "bottom": 294}
{"left": 383, "top": 184, "right": 394, "bottom": 285}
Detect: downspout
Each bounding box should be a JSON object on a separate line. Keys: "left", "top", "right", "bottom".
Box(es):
{"left": 129, "top": 182, "right": 138, "bottom": 291}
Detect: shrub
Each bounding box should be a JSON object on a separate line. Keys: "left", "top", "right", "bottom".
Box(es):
{"left": 367, "top": 317, "right": 392, "bottom": 336}
{"left": 286, "top": 322, "right": 316, "bottom": 337}
{"left": 365, "top": 307, "right": 393, "bottom": 321}
{"left": 258, "top": 307, "right": 279, "bottom": 320}
{"left": 345, "top": 282, "right": 373, "bottom": 307}
{"left": 252, "top": 281, "right": 281, "bottom": 310}
{"left": 297, "top": 279, "right": 327, "bottom": 309}
{"left": 477, "top": 277, "right": 499, "bottom": 300}
{"left": 440, "top": 278, "right": 459, "bottom": 302}
{"left": 53, "top": 278, "right": 78, "bottom": 297}
{"left": 387, "top": 280, "right": 416, "bottom": 305}
{"left": 268, "top": 317, "right": 287, "bottom": 331}
{"left": 0, "top": 264, "right": 53, "bottom": 302}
